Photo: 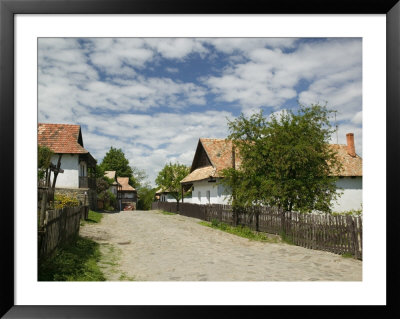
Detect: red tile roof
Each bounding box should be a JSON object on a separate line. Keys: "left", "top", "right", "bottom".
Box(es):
{"left": 117, "top": 177, "right": 136, "bottom": 192}
{"left": 181, "top": 165, "right": 215, "bottom": 183}
{"left": 38, "top": 123, "right": 89, "bottom": 154}
{"left": 200, "top": 138, "right": 242, "bottom": 176}
{"left": 329, "top": 144, "right": 362, "bottom": 177}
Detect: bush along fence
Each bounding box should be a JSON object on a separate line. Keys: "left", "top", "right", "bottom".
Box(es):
{"left": 151, "top": 202, "right": 362, "bottom": 260}
{"left": 38, "top": 205, "right": 89, "bottom": 260}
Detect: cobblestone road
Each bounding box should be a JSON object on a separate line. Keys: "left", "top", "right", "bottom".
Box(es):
{"left": 80, "top": 210, "right": 362, "bottom": 281}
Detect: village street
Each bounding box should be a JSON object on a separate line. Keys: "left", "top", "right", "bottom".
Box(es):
{"left": 79, "top": 210, "right": 362, "bottom": 281}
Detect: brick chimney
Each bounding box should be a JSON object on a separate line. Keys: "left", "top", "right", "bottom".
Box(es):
{"left": 346, "top": 133, "right": 356, "bottom": 157}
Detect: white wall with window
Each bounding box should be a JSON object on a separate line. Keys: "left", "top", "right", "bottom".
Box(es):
{"left": 160, "top": 193, "right": 176, "bottom": 202}
{"left": 189, "top": 179, "right": 231, "bottom": 205}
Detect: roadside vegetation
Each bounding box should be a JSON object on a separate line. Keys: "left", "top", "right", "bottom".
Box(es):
{"left": 38, "top": 236, "right": 105, "bottom": 281}
{"left": 81, "top": 210, "right": 104, "bottom": 226}
{"left": 199, "top": 219, "right": 280, "bottom": 243}
{"left": 157, "top": 210, "right": 177, "bottom": 215}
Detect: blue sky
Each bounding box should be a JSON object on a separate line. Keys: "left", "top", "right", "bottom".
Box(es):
{"left": 38, "top": 38, "right": 362, "bottom": 186}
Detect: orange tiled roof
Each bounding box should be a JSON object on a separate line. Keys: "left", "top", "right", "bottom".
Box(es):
{"left": 329, "top": 144, "right": 362, "bottom": 176}
{"left": 181, "top": 138, "right": 362, "bottom": 183}
{"left": 200, "top": 138, "right": 242, "bottom": 176}
{"left": 181, "top": 165, "right": 215, "bottom": 183}
{"left": 117, "top": 177, "right": 136, "bottom": 192}
{"left": 38, "top": 123, "right": 89, "bottom": 154}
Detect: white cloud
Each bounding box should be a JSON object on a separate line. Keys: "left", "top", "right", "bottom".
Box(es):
{"left": 203, "top": 39, "right": 362, "bottom": 115}
{"left": 38, "top": 37, "right": 363, "bottom": 187}
{"left": 75, "top": 110, "right": 233, "bottom": 186}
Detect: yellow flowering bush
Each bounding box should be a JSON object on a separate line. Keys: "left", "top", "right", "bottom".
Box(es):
{"left": 54, "top": 193, "right": 80, "bottom": 209}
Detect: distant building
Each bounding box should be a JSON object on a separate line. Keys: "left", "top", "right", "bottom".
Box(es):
{"left": 117, "top": 177, "right": 137, "bottom": 210}
{"left": 104, "top": 170, "right": 122, "bottom": 210}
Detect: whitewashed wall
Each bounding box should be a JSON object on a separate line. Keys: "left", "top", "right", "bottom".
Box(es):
{"left": 160, "top": 194, "right": 176, "bottom": 202}
{"left": 331, "top": 177, "right": 362, "bottom": 212}
{"left": 50, "top": 154, "right": 79, "bottom": 188}
{"left": 190, "top": 179, "right": 231, "bottom": 205}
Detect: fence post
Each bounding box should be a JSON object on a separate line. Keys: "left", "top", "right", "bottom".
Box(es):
{"left": 280, "top": 209, "right": 286, "bottom": 236}
{"left": 255, "top": 207, "right": 260, "bottom": 232}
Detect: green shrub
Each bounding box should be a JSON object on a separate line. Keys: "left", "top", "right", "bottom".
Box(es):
{"left": 54, "top": 193, "right": 79, "bottom": 209}
{"left": 211, "top": 219, "right": 220, "bottom": 227}
{"left": 38, "top": 236, "right": 105, "bottom": 281}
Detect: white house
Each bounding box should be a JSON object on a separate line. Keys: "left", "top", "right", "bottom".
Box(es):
{"left": 155, "top": 188, "right": 176, "bottom": 203}
{"left": 155, "top": 188, "right": 192, "bottom": 203}
{"left": 180, "top": 134, "right": 362, "bottom": 212}
{"left": 38, "top": 123, "right": 97, "bottom": 208}
{"left": 180, "top": 138, "right": 239, "bottom": 205}
{"left": 329, "top": 133, "right": 362, "bottom": 212}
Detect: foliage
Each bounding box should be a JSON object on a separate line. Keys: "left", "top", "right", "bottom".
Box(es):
{"left": 38, "top": 145, "right": 53, "bottom": 180}
{"left": 38, "top": 236, "right": 105, "bottom": 281}
{"left": 332, "top": 206, "right": 362, "bottom": 216}
{"left": 96, "top": 177, "right": 117, "bottom": 210}
{"left": 158, "top": 210, "right": 176, "bottom": 215}
{"left": 155, "top": 162, "right": 190, "bottom": 204}
{"left": 54, "top": 193, "right": 80, "bottom": 209}
{"left": 137, "top": 186, "right": 157, "bottom": 210}
{"left": 100, "top": 147, "right": 134, "bottom": 182}
{"left": 96, "top": 177, "right": 112, "bottom": 194}
{"left": 92, "top": 164, "right": 105, "bottom": 178}
{"left": 98, "top": 190, "right": 116, "bottom": 210}
{"left": 199, "top": 220, "right": 278, "bottom": 243}
{"left": 221, "top": 104, "right": 342, "bottom": 213}
{"left": 81, "top": 210, "right": 104, "bottom": 225}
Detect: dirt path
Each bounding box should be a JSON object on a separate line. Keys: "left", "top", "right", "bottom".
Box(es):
{"left": 80, "top": 210, "right": 362, "bottom": 281}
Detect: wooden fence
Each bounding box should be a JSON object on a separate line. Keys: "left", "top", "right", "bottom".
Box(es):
{"left": 151, "top": 201, "right": 362, "bottom": 259}
{"left": 38, "top": 206, "right": 88, "bottom": 259}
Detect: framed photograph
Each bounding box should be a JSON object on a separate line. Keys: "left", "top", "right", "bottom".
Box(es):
{"left": 1, "top": 0, "right": 398, "bottom": 317}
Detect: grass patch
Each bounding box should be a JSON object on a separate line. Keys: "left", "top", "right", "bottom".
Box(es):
{"left": 38, "top": 236, "right": 106, "bottom": 281}
{"left": 81, "top": 210, "right": 103, "bottom": 226}
{"left": 341, "top": 252, "right": 354, "bottom": 258}
{"left": 199, "top": 219, "right": 279, "bottom": 243}
{"left": 119, "top": 272, "right": 135, "bottom": 281}
{"left": 157, "top": 210, "right": 177, "bottom": 215}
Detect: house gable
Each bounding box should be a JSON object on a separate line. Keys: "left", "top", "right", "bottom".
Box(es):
{"left": 190, "top": 140, "right": 212, "bottom": 172}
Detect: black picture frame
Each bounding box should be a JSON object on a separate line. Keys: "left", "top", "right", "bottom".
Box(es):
{"left": 1, "top": 0, "right": 398, "bottom": 317}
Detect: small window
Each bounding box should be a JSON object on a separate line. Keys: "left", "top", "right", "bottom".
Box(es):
{"left": 198, "top": 191, "right": 201, "bottom": 202}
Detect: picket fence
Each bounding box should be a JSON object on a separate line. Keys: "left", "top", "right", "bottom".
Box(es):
{"left": 151, "top": 201, "right": 362, "bottom": 259}
{"left": 38, "top": 206, "right": 88, "bottom": 259}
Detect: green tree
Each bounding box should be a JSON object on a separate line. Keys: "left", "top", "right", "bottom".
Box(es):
{"left": 137, "top": 186, "right": 157, "bottom": 210}
{"left": 221, "top": 104, "right": 342, "bottom": 213}
{"left": 155, "top": 162, "right": 190, "bottom": 209}
{"left": 100, "top": 147, "right": 133, "bottom": 181}
{"left": 38, "top": 145, "right": 53, "bottom": 181}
